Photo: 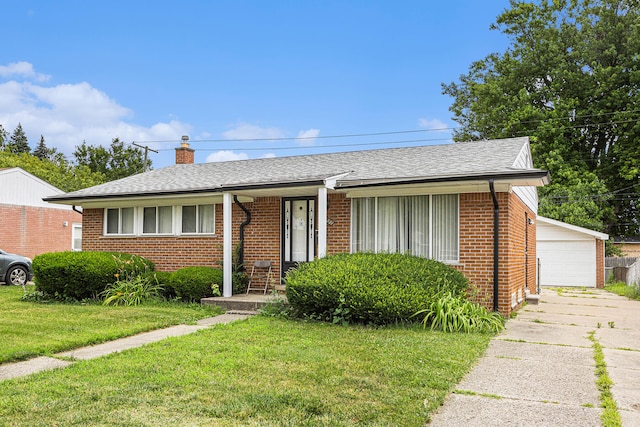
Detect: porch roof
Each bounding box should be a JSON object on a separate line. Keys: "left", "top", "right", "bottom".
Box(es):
{"left": 44, "top": 137, "right": 549, "bottom": 204}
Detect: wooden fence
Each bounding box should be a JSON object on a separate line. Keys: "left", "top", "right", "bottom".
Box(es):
{"left": 605, "top": 257, "right": 640, "bottom": 287}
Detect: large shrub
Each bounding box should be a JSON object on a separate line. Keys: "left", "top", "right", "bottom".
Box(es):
{"left": 285, "top": 252, "right": 469, "bottom": 325}
{"left": 170, "top": 267, "right": 222, "bottom": 302}
{"left": 33, "top": 251, "right": 154, "bottom": 300}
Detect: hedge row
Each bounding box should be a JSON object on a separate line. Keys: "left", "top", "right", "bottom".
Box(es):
{"left": 33, "top": 251, "right": 246, "bottom": 302}
{"left": 285, "top": 252, "right": 469, "bottom": 325}
{"left": 33, "top": 251, "right": 154, "bottom": 300}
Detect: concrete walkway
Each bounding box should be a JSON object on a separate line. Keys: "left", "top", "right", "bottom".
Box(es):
{"left": 429, "top": 288, "right": 640, "bottom": 426}
{"left": 0, "top": 312, "right": 253, "bottom": 382}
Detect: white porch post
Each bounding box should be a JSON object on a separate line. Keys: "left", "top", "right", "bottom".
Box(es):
{"left": 317, "top": 187, "right": 327, "bottom": 258}
{"left": 223, "top": 192, "right": 233, "bottom": 297}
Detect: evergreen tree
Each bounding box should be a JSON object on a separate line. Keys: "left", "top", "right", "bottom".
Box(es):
{"left": 7, "top": 123, "right": 30, "bottom": 154}
{"left": 33, "top": 135, "right": 54, "bottom": 160}
{"left": 0, "top": 125, "right": 7, "bottom": 151}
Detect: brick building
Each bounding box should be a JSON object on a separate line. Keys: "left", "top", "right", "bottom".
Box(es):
{"left": 45, "top": 137, "right": 549, "bottom": 315}
{"left": 0, "top": 167, "right": 82, "bottom": 259}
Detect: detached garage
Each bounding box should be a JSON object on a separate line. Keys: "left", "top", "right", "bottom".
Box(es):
{"left": 536, "top": 216, "right": 608, "bottom": 288}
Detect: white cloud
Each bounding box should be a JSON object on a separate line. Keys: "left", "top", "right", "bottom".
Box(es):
{"left": 261, "top": 153, "right": 276, "bottom": 158}
{"left": 206, "top": 150, "right": 249, "bottom": 163}
{"left": 0, "top": 62, "right": 191, "bottom": 157}
{"left": 222, "top": 123, "right": 285, "bottom": 140}
{"left": 295, "top": 128, "right": 320, "bottom": 146}
{"left": 418, "top": 118, "right": 449, "bottom": 132}
{"left": 0, "top": 61, "right": 51, "bottom": 82}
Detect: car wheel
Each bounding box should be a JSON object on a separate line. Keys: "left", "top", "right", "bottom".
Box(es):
{"left": 7, "top": 266, "right": 28, "bottom": 286}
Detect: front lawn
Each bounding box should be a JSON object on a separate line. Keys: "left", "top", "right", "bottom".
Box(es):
{"left": 0, "top": 316, "right": 491, "bottom": 426}
{"left": 0, "top": 285, "right": 221, "bottom": 363}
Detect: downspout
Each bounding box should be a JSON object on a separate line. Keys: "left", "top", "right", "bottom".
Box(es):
{"left": 489, "top": 179, "right": 499, "bottom": 312}
{"left": 72, "top": 205, "right": 83, "bottom": 215}
{"left": 233, "top": 195, "right": 251, "bottom": 271}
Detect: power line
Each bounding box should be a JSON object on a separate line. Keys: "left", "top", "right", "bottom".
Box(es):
{"left": 154, "top": 136, "right": 453, "bottom": 152}
{"left": 132, "top": 127, "right": 451, "bottom": 144}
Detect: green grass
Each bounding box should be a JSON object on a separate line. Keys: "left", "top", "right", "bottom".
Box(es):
{"left": 0, "top": 316, "right": 492, "bottom": 425}
{"left": 605, "top": 282, "right": 640, "bottom": 300}
{"left": 0, "top": 285, "right": 222, "bottom": 363}
{"left": 588, "top": 331, "right": 622, "bottom": 427}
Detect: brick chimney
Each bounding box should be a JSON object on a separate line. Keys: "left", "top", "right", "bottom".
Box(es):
{"left": 175, "top": 135, "right": 195, "bottom": 165}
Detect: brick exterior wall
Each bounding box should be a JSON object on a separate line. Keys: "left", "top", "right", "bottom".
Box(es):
{"left": 596, "top": 238, "right": 605, "bottom": 288}
{"left": 0, "top": 204, "right": 82, "bottom": 259}
{"left": 456, "top": 192, "right": 536, "bottom": 315}
{"left": 83, "top": 190, "right": 535, "bottom": 315}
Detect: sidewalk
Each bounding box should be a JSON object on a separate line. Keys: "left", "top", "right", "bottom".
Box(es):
{"left": 429, "top": 288, "right": 640, "bottom": 426}
{"left": 0, "top": 312, "right": 253, "bottom": 382}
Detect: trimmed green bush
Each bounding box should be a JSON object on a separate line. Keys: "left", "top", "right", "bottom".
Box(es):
{"left": 33, "top": 252, "right": 154, "bottom": 300}
{"left": 285, "top": 252, "right": 469, "bottom": 325}
{"left": 170, "top": 267, "right": 222, "bottom": 302}
{"left": 144, "top": 271, "right": 175, "bottom": 299}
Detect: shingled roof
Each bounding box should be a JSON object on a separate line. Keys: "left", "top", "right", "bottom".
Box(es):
{"left": 44, "top": 137, "right": 549, "bottom": 203}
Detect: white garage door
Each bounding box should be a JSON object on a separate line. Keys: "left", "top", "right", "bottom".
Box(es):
{"left": 538, "top": 240, "right": 596, "bottom": 287}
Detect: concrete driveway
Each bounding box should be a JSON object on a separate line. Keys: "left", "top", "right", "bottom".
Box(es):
{"left": 429, "top": 288, "right": 640, "bottom": 426}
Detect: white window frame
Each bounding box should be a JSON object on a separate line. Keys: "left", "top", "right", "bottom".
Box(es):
{"left": 141, "top": 205, "right": 174, "bottom": 235}
{"left": 350, "top": 194, "right": 460, "bottom": 263}
{"left": 180, "top": 204, "right": 216, "bottom": 235}
{"left": 103, "top": 204, "right": 217, "bottom": 237}
{"left": 104, "top": 207, "right": 136, "bottom": 236}
{"left": 72, "top": 223, "right": 82, "bottom": 251}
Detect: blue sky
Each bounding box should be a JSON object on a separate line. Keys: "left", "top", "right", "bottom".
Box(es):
{"left": 1, "top": 1, "right": 512, "bottom": 169}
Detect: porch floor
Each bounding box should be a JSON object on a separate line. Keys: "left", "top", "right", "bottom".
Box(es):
{"left": 201, "top": 292, "right": 287, "bottom": 313}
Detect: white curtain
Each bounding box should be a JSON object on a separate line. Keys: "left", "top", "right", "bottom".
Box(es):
{"left": 377, "top": 197, "right": 400, "bottom": 253}
{"left": 351, "top": 194, "right": 457, "bottom": 261}
{"left": 158, "top": 206, "right": 173, "bottom": 233}
{"left": 351, "top": 198, "right": 375, "bottom": 252}
{"left": 409, "top": 196, "right": 429, "bottom": 257}
{"left": 199, "top": 204, "right": 215, "bottom": 233}
{"left": 121, "top": 208, "right": 134, "bottom": 234}
{"left": 432, "top": 195, "right": 458, "bottom": 262}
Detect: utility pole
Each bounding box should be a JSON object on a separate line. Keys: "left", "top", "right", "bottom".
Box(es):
{"left": 132, "top": 142, "right": 159, "bottom": 172}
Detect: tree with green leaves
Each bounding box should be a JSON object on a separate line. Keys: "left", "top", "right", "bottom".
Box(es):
{"left": 6, "top": 123, "right": 30, "bottom": 154}
{"left": 73, "top": 138, "right": 148, "bottom": 181}
{"left": 442, "top": 0, "right": 639, "bottom": 236}
{"left": 0, "top": 151, "right": 106, "bottom": 193}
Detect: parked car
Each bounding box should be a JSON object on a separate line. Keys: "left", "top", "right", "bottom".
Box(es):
{"left": 0, "top": 249, "right": 34, "bottom": 286}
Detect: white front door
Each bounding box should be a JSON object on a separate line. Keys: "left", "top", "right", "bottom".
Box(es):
{"left": 282, "top": 198, "right": 315, "bottom": 274}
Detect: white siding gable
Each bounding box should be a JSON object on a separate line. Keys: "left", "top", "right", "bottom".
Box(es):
{"left": 0, "top": 168, "right": 72, "bottom": 210}
{"left": 512, "top": 141, "right": 539, "bottom": 214}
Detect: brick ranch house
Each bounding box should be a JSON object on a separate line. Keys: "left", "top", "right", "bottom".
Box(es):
{"left": 45, "top": 137, "right": 549, "bottom": 315}
{"left": 1, "top": 167, "right": 82, "bottom": 259}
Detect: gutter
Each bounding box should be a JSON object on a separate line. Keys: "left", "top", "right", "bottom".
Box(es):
{"left": 489, "top": 179, "right": 499, "bottom": 312}
{"left": 72, "top": 205, "right": 83, "bottom": 215}
{"left": 337, "top": 170, "right": 550, "bottom": 189}
{"left": 233, "top": 195, "right": 251, "bottom": 270}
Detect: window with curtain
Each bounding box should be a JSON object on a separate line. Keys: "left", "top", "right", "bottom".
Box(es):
{"left": 350, "top": 194, "right": 458, "bottom": 262}
{"left": 105, "top": 207, "right": 134, "bottom": 235}
{"left": 181, "top": 204, "right": 215, "bottom": 234}
{"left": 142, "top": 206, "right": 173, "bottom": 234}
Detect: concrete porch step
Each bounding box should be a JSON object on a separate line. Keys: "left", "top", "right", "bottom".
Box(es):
{"left": 201, "top": 293, "right": 287, "bottom": 312}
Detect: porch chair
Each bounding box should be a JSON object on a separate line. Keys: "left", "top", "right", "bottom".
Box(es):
{"left": 246, "top": 260, "right": 272, "bottom": 294}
